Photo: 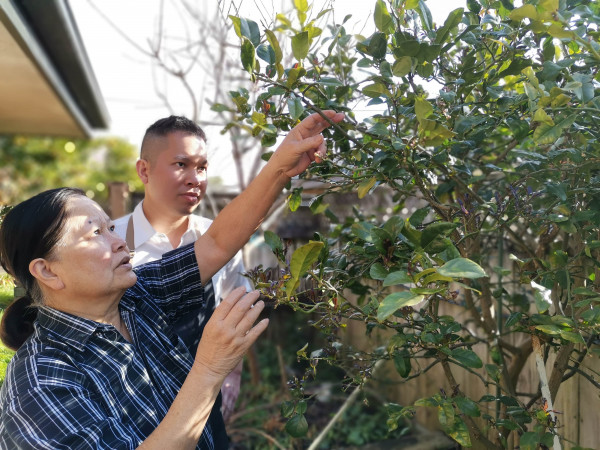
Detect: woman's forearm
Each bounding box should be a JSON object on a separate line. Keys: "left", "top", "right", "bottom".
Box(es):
{"left": 195, "top": 111, "right": 344, "bottom": 281}
{"left": 138, "top": 365, "right": 222, "bottom": 449}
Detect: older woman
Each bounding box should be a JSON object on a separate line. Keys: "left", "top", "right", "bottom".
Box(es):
{"left": 0, "top": 111, "right": 344, "bottom": 449}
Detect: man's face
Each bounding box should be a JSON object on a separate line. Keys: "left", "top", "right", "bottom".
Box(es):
{"left": 141, "top": 131, "right": 208, "bottom": 217}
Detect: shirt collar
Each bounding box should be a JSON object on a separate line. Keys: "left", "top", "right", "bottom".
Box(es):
{"left": 131, "top": 201, "right": 158, "bottom": 248}
{"left": 131, "top": 201, "right": 201, "bottom": 248}
{"left": 36, "top": 306, "right": 108, "bottom": 351}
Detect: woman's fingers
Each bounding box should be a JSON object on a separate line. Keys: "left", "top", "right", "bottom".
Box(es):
{"left": 224, "top": 290, "right": 260, "bottom": 326}
{"left": 234, "top": 299, "right": 265, "bottom": 335}
{"left": 297, "top": 110, "right": 344, "bottom": 139}
{"left": 211, "top": 286, "right": 247, "bottom": 320}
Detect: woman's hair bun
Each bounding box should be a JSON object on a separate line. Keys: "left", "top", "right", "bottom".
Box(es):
{"left": 0, "top": 296, "right": 37, "bottom": 351}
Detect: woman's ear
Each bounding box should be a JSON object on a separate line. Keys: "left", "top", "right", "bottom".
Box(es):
{"left": 29, "top": 258, "right": 65, "bottom": 291}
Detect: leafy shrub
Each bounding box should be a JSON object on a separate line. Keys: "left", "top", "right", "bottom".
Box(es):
{"left": 228, "top": 0, "right": 600, "bottom": 448}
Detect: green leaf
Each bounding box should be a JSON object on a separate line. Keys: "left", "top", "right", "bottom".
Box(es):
{"left": 533, "top": 114, "right": 576, "bottom": 144}
{"left": 383, "top": 270, "right": 412, "bottom": 286}
{"left": 357, "top": 177, "right": 377, "bottom": 198}
{"left": 392, "top": 56, "right": 412, "bottom": 77}
{"left": 451, "top": 348, "right": 483, "bottom": 368}
{"left": 240, "top": 37, "right": 256, "bottom": 74}
{"left": 374, "top": 0, "right": 394, "bottom": 34}
{"left": 210, "top": 103, "right": 233, "bottom": 113}
{"left": 287, "top": 96, "right": 304, "bottom": 121}
{"left": 370, "top": 263, "right": 388, "bottom": 280}
{"left": 351, "top": 221, "right": 374, "bottom": 241}
{"left": 393, "top": 350, "right": 411, "bottom": 378}
{"left": 559, "top": 330, "right": 585, "bottom": 343}
{"left": 435, "top": 8, "right": 464, "bottom": 44}
{"left": 285, "top": 414, "right": 308, "bottom": 437}
{"left": 533, "top": 108, "right": 554, "bottom": 125}
{"left": 362, "top": 83, "right": 389, "bottom": 98}
{"left": 454, "top": 397, "right": 480, "bottom": 417}
{"left": 367, "top": 32, "right": 388, "bottom": 59}
{"left": 230, "top": 17, "right": 261, "bottom": 47}
{"left": 519, "top": 431, "right": 540, "bottom": 450}
{"left": 291, "top": 31, "right": 309, "bottom": 61}
{"left": 281, "top": 400, "right": 295, "bottom": 418}
{"left": 264, "top": 230, "right": 283, "bottom": 253}
{"left": 547, "top": 23, "right": 574, "bottom": 39}
{"left": 421, "top": 222, "right": 458, "bottom": 248}
{"left": 446, "top": 416, "right": 471, "bottom": 447}
{"left": 285, "top": 241, "right": 324, "bottom": 296}
{"left": 509, "top": 4, "right": 538, "bottom": 21}
{"left": 288, "top": 189, "right": 302, "bottom": 212}
{"left": 265, "top": 29, "right": 283, "bottom": 64}
{"left": 485, "top": 364, "right": 501, "bottom": 381}
{"left": 293, "top": 0, "right": 308, "bottom": 13}
{"left": 289, "top": 241, "right": 324, "bottom": 281}
{"left": 251, "top": 111, "right": 266, "bottom": 126}
{"left": 437, "top": 258, "right": 486, "bottom": 279}
{"left": 377, "top": 291, "right": 424, "bottom": 321}
{"left": 414, "top": 97, "right": 433, "bottom": 121}
{"left": 417, "top": 0, "right": 433, "bottom": 32}
{"left": 547, "top": 183, "right": 568, "bottom": 203}
{"left": 535, "top": 324, "right": 561, "bottom": 335}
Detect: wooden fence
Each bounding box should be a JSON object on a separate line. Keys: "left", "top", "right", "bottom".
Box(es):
{"left": 344, "top": 300, "right": 599, "bottom": 449}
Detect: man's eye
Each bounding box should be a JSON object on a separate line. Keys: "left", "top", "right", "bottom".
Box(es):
{"left": 176, "top": 162, "right": 185, "bottom": 168}
{"left": 94, "top": 229, "right": 101, "bottom": 235}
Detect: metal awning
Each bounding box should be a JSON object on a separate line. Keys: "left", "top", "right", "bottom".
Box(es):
{"left": 0, "top": 0, "right": 109, "bottom": 138}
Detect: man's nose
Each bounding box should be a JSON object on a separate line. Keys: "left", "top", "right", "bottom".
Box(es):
{"left": 187, "top": 170, "right": 206, "bottom": 186}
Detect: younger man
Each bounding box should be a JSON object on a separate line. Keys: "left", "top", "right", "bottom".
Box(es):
{"left": 114, "top": 116, "right": 250, "bottom": 442}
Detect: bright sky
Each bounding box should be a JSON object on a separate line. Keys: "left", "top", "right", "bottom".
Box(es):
{"left": 70, "top": 0, "right": 461, "bottom": 186}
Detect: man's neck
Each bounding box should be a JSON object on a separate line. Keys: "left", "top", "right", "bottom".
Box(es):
{"left": 141, "top": 201, "right": 190, "bottom": 248}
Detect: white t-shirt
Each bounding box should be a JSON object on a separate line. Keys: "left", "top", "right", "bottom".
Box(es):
{"left": 113, "top": 201, "right": 251, "bottom": 303}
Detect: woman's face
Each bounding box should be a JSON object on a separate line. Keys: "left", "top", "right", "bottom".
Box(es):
{"left": 48, "top": 195, "right": 137, "bottom": 300}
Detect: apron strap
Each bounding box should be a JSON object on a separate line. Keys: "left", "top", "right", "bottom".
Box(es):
{"left": 126, "top": 215, "right": 135, "bottom": 257}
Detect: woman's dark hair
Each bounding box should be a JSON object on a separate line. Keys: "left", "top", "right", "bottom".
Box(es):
{"left": 0, "top": 187, "right": 84, "bottom": 350}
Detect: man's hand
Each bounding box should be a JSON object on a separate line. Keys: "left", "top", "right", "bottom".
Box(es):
{"left": 269, "top": 110, "right": 345, "bottom": 179}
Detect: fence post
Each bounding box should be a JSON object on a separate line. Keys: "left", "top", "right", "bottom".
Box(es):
{"left": 107, "top": 182, "right": 129, "bottom": 220}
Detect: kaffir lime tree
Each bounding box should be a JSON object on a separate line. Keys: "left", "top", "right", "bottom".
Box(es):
{"left": 220, "top": 0, "right": 600, "bottom": 448}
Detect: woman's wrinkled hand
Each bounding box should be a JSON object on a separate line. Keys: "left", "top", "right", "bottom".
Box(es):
{"left": 193, "top": 287, "right": 268, "bottom": 383}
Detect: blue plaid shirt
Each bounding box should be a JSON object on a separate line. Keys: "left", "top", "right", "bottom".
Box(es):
{"left": 0, "top": 244, "right": 217, "bottom": 449}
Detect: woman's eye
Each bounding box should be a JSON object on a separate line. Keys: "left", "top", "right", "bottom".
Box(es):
{"left": 109, "top": 225, "right": 116, "bottom": 232}
{"left": 94, "top": 229, "right": 101, "bottom": 235}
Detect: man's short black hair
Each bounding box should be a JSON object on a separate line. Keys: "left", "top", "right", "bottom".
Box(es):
{"left": 141, "top": 115, "right": 206, "bottom": 159}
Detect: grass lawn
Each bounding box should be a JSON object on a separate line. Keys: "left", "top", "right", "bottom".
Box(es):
{"left": 0, "top": 278, "right": 16, "bottom": 387}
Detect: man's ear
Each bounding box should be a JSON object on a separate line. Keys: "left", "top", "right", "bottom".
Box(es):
{"left": 29, "top": 259, "right": 65, "bottom": 291}
{"left": 137, "top": 159, "right": 151, "bottom": 184}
